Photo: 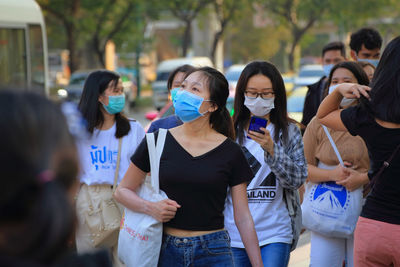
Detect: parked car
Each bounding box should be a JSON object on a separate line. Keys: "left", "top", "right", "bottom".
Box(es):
{"left": 293, "top": 64, "right": 324, "bottom": 89}
{"left": 60, "top": 70, "right": 89, "bottom": 103}
{"left": 151, "top": 57, "right": 214, "bottom": 110}
{"left": 58, "top": 70, "right": 137, "bottom": 106}
{"left": 144, "top": 97, "right": 235, "bottom": 132}
{"left": 282, "top": 73, "right": 295, "bottom": 96}
{"left": 225, "top": 64, "right": 245, "bottom": 97}
{"left": 287, "top": 86, "right": 308, "bottom": 123}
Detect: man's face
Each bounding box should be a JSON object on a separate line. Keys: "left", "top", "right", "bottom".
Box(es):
{"left": 323, "top": 50, "right": 345, "bottom": 66}
{"left": 352, "top": 44, "right": 380, "bottom": 60}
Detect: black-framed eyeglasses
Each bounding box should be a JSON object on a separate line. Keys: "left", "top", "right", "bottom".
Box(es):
{"left": 245, "top": 91, "right": 275, "bottom": 99}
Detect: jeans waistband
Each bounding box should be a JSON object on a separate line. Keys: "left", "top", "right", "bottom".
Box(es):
{"left": 163, "top": 230, "right": 230, "bottom": 245}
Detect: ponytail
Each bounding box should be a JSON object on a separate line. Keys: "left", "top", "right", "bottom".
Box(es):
{"left": 210, "top": 107, "right": 235, "bottom": 140}
{"left": 195, "top": 67, "right": 234, "bottom": 140}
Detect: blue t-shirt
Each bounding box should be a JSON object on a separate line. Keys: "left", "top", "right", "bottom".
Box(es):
{"left": 147, "top": 115, "right": 183, "bottom": 133}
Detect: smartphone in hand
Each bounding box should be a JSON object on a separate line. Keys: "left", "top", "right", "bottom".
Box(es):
{"left": 247, "top": 116, "right": 268, "bottom": 139}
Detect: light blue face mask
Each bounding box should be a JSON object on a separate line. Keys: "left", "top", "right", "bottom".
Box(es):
{"left": 328, "top": 84, "right": 355, "bottom": 107}
{"left": 323, "top": 64, "right": 334, "bottom": 77}
{"left": 102, "top": 94, "right": 125, "bottom": 114}
{"left": 173, "top": 89, "right": 211, "bottom": 123}
{"left": 357, "top": 57, "right": 379, "bottom": 68}
{"left": 170, "top": 87, "right": 180, "bottom": 102}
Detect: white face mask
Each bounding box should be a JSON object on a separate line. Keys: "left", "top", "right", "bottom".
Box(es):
{"left": 328, "top": 84, "right": 355, "bottom": 107}
{"left": 244, "top": 96, "right": 275, "bottom": 117}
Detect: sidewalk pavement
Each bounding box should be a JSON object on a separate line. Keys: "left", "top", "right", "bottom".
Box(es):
{"left": 288, "top": 231, "right": 311, "bottom": 267}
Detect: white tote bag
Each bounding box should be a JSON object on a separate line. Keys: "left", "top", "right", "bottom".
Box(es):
{"left": 301, "top": 126, "right": 363, "bottom": 238}
{"left": 118, "top": 129, "right": 168, "bottom": 267}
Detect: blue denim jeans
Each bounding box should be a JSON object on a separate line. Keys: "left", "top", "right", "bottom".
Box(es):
{"left": 232, "top": 242, "right": 291, "bottom": 267}
{"left": 158, "top": 230, "right": 234, "bottom": 267}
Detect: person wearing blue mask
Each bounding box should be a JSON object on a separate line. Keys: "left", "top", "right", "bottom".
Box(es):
{"left": 350, "top": 27, "right": 382, "bottom": 68}
{"left": 75, "top": 70, "right": 145, "bottom": 266}
{"left": 115, "top": 67, "right": 263, "bottom": 267}
{"left": 147, "top": 64, "right": 195, "bottom": 133}
{"left": 301, "top": 42, "right": 346, "bottom": 129}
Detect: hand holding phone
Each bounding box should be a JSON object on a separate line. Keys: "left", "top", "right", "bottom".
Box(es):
{"left": 247, "top": 116, "right": 267, "bottom": 139}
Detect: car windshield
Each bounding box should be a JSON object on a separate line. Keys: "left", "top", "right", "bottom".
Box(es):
{"left": 69, "top": 75, "right": 87, "bottom": 85}
{"left": 225, "top": 70, "right": 242, "bottom": 81}
{"left": 287, "top": 95, "right": 305, "bottom": 112}
{"left": 156, "top": 72, "right": 170, "bottom": 81}
{"left": 299, "top": 69, "right": 324, "bottom": 78}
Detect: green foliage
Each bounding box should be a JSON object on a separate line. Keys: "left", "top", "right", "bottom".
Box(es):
{"left": 226, "top": 4, "right": 290, "bottom": 63}
{"left": 37, "top": 0, "right": 159, "bottom": 69}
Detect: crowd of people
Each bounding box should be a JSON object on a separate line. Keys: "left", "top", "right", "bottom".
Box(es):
{"left": 0, "top": 27, "right": 399, "bottom": 267}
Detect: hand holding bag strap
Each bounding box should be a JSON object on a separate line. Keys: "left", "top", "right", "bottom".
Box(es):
{"left": 146, "top": 129, "right": 168, "bottom": 193}
{"left": 112, "top": 138, "right": 122, "bottom": 193}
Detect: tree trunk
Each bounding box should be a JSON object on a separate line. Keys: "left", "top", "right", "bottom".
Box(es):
{"left": 288, "top": 43, "right": 296, "bottom": 72}
{"left": 66, "top": 24, "right": 79, "bottom": 73}
{"left": 182, "top": 20, "right": 192, "bottom": 57}
{"left": 211, "top": 30, "right": 223, "bottom": 65}
{"left": 288, "top": 29, "right": 303, "bottom": 72}
{"left": 92, "top": 37, "right": 106, "bottom": 68}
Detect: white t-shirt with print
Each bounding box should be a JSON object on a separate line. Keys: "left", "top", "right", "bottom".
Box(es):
{"left": 78, "top": 120, "right": 145, "bottom": 185}
{"left": 224, "top": 123, "right": 292, "bottom": 248}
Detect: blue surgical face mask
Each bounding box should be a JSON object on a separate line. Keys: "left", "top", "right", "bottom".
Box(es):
{"left": 101, "top": 94, "right": 125, "bottom": 114}
{"left": 173, "top": 89, "right": 211, "bottom": 123}
{"left": 357, "top": 57, "right": 379, "bottom": 68}
{"left": 323, "top": 64, "right": 334, "bottom": 77}
{"left": 170, "top": 87, "right": 180, "bottom": 102}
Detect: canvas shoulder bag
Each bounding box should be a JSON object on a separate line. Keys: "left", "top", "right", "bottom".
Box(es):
{"left": 83, "top": 137, "right": 123, "bottom": 247}
{"left": 118, "top": 129, "right": 168, "bottom": 267}
{"left": 301, "top": 126, "right": 363, "bottom": 238}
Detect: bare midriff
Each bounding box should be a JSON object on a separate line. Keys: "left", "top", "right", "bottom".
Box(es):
{"left": 164, "top": 226, "right": 224, "bottom": 237}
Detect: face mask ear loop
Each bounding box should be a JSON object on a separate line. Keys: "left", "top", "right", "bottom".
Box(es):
{"left": 199, "top": 99, "right": 215, "bottom": 116}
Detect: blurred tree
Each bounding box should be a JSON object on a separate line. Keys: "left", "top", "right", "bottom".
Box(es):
{"left": 37, "top": 0, "right": 81, "bottom": 72}
{"left": 258, "top": 0, "right": 331, "bottom": 71}
{"left": 37, "top": 0, "right": 159, "bottom": 71}
{"left": 257, "top": 0, "right": 396, "bottom": 71}
{"left": 226, "top": 4, "right": 289, "bottom": 64}
{"left": 164, "top": 0, "right": 213, "bottom": 57}
{"left": 210, "top": 0, "right": 250, "bottom": 64}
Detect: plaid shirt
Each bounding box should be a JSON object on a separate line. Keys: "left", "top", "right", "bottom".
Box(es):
{"left": 265, "top": 123, "right": 308, "bottom": 189}
{"left": 264, "top": 122, "right": 307, "bottom": 251}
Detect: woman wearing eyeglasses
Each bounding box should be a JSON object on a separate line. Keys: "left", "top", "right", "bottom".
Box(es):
{"left": 224, "top": 61, "right": 307, "bottom": 267}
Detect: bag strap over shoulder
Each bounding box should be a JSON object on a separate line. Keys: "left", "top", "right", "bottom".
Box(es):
{"left": 112, "top": 138, "right": 123, "bottom": 193}
{"left": 364, "top": 143, "right": 400, "bottom": 194}
{"left": 322, "top": 125, "right": 344, "bottom": 166}
{"left": 146, "top": 129, "right": 168, "bottom": 192}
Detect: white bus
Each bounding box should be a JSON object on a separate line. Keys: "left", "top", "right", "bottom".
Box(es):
{"left": 0, "top": 0, "right": 49, "bottom": 95}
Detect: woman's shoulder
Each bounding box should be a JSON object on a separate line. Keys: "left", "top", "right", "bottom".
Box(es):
{"left": 223, "top": 136, "right": 245, "bottom": 153}
{"left": 127, "top": 119, "right": 145, "bottom": 132}
{"left": 287, "top": 121, "right": 303, "bottom": 137}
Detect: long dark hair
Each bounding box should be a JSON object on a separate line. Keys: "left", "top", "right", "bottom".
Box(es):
{"left": 233, "top": 61, "right": 290, "bottom": 145}
{"left": 167, "top": 64, "right": 195, "bottom": 91}
{"left": 0, "top": 91, "right": 78, "bottom": 263}
{"left": 194, "top": 67, "right": 235, "bottom": 139}
{"left": 368, "top": 36, "right": 400, "bottom": 123}
{"left": 78, "top": 70, "right": 131, "bottom": 138}
{"left": 323, "top": 61, "right": 370, "bottom": 98}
